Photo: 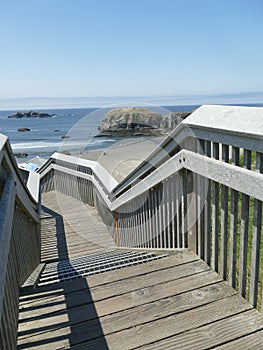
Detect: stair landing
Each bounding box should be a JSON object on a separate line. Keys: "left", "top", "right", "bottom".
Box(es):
{"left": 17, "top": 191, "right": 263, "bottom": 349}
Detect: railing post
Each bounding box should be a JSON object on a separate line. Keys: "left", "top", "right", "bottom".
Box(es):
{"left": 114, "top": 211, "right": 120, "bottom": 247}
{"left": 211, "top": 142, "right": 220, "bottom": 272}
{"left": 0, "top": 173, "right": 16, "bottom": 318}
{"left": 220, "top": 144, "right": 229, "bottom": 280}
{"left": 185, "top": 137, "right": 198, "bottom": 253}
{"left": 187, "top": 170, "right": 197, "bottom": 253}
{"left": 249, "top": 152, "right": 263, "bottom": 308}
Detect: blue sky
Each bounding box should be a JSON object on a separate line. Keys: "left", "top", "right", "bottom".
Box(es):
{"left": 0, "top": 0, "right": 263, "bottom": 108}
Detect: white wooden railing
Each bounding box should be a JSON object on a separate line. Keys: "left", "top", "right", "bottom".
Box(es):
{"left": 1, "top": 104, "right": 262, "bottom": 348}
{"left": 38, "top": 105, "right": 263, "bottom": 314}
{"left": 0, "top": 134, "right": 41, "bottom": 350}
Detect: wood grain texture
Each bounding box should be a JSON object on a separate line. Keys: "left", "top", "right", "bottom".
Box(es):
{"left": 213, "top": 329, "right": 263, "bottom": 349}
{"left": 17, "top": 190, "right": 263, "bottom": 350}
{"left": 140, "top": 309, "right": 263, "bottom": 350}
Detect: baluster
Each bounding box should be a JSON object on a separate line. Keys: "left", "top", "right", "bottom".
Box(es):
{"left": 249, "top": 152, "right": 263, "bottom": 308}
{"left": 152, "top": 190, "right": 156, "bottom": 248}
{"left": 140, "top": 196, "right": 145, "bottom": 248}
{"left": 229, "top": 146, "right": 240, "bottom": 288}
{"left": 204, "top": 140, "right": 211, "bottom": 265}
{"left": 141, "top": 196, "right": 147, "bottom": 248}
{"left": 238, "top": 149, "right": 251, "bottom": 297}
{"left": 132, "top": 200, "right": 137, "bottom": 247}
{"left": 170, "top": 176, "right": 176, "bottom": 249}
{"left": 182, "top": 170, "right": 186, "bottom": 248}
{"left": 164, "top": 179, "right": 170, "bottom": 249}
{"left": 147, "top": 194, "right": 152, "bottom": 248}
{"left": 197, "top": 172, "right": 204, "bottom": 258}
{"left": 220, "top": 144, "right": 229, "bottom": 280}
{"left": 158, "top": 185, "right": 163, "bottom": 249}
{"left": 175, "top": 173, "right": 182, "bottom": 248}
{"left": 155, "top": 189, "right": 160, "bottom": 248}
{"left": 211, "top": 142, "right": 219, "bottom": 272}
{"left": 167, "top": 177, "right": 173, "bottom": 249}
{"left": 135, "top": 200, "right": 140, "bottom": 248}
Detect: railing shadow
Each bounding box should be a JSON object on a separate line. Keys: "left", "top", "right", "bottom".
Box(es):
{"left": 18, "top": 204, "right": 109, "bottom": 349}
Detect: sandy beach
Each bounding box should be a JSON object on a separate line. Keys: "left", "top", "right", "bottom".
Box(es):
{"left": 79, "top": 136, "right": 165, "bottom": 183}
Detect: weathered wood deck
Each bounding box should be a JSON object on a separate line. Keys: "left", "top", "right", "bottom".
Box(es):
{"left": 17, "top": 191, "right": 263, "bottom": 349}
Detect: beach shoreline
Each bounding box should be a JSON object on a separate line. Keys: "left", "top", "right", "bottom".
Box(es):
{"left": 79, "top": 136, "right": 166, "bottom": 182}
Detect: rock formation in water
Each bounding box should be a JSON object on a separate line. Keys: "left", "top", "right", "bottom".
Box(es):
{"left": 97, "top": 107, "right": 192, "bottom": 136}
{"left": 14, "top": 152, "right": 28, "bottom": 158}
{"left": 18, "top": 127, "right": 31, "bottom": 132}
{"left": 8, "top": 111, "right": 54, "bottom": 118}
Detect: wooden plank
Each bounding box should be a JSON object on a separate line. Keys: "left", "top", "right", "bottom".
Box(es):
{"left": 19, "top": 260, "right": 212, "bottom": 319}
{"left": 140, "top": 309, "right": 263, "bottom": 350}
{"left": 68, "top": 294, "right": 252, "bottom": 350}
{"left": 17, "top": 281, "right": 236, "bottom": 348}
{"left": 213, "top": 329, "right": 263, "bottom": 349}
{"left": 19, "top": 272, "right": 223, "bottom": 348}
{"left": 19, "top": 269, "right": 219, "bottom": 324}
{"left": 20, "top": 251, "right": 198, "bottom": 301}
{"left": 40, "top": 192, "right": 117, "bottom": 263}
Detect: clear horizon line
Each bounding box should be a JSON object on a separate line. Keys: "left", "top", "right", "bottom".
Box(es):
{"left": 1, "top": 90, "right": 263, "bottom": 101}
{"left": 0, "top": 91, "right": 263, "bottom": 111}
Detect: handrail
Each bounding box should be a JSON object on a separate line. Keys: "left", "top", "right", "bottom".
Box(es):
{"left": 0, "top": 136, "right": 40, "bottom": 221}
{"left": 183, "top": 150, "right": 263, "bottom": 201}
{"left": 0, "top": 134, "right": 39, "bottom": 207}
{"left": 27, "top": 170, "right": 40, "bottom": 203}
{"left": 38, "top": 104, "right": 263, "bottom": 312}
{"left": 0, "top": 173, "right": 16, "bottom": 317}
{"left": 0, "top": 133, "right": 41, "bottom": 349}
{"left": 45, "top": 162, "right": 112, "bottom": 208}
{"left": 38, "top": 127, "right": 263, "bottom": 238}
{"left": 38, "top": 124, "right": 263, "bottom": 212}
{"left": 111, "top": 124, "right": 189, "bottom": 197}
{"left": 39, "top": 152, "right": 118, "bottom": 193}
{"left": 112, "top": 105, "right": 263, "bottom": 196}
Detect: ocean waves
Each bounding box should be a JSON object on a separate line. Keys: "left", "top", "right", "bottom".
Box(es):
{"left": 11, "top": 138, "right": 118, "bottom": 157}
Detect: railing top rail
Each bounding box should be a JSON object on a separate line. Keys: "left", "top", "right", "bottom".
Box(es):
{"left": 27, "top": 171, "right": 40, "bottom": 203}
{"left": 39, "top": 104, "right": 263, "bottom": 202}
{"left": 112, "top": 105, "right": 263, "bottom": 196}
{"left": 0, "top": 133, "right": 8, "bottom": 149}
{"left": 0, "top": 133, "right": 40, "bottom": 221}
{"left": 182, "top": 104, "right": 263, "bottom": 139}
{"left": 38, "top": 152, "right": 118, "bottom": 193}
{"left": 111, "top": 123, "right": 188, "bottom": 197}
{"left": 110, "top": 149, "right": 263, "bottom": 211}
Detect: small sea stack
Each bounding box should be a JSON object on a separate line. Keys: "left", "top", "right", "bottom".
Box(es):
{"left": 18, "top": 127, "right": 31, "bottom": 132}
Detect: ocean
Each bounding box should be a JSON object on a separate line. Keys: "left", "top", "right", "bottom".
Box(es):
{"left": 1, "top": 103, "right": 262, "bottom": 163}
{"left": 0, "top": 105, "right": 197, "bottom": 163}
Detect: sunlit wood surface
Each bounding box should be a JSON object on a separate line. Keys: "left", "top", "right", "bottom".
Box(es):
{"left": 17, "top": 191, "right": 263, "bottom": 349}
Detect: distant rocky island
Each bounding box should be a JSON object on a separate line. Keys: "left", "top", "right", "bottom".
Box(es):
{"left": 8, "top": 110, "right": 54, "bottom": 118}
{"left": 97, "top": 107, "right": 192, "bottom": 137}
